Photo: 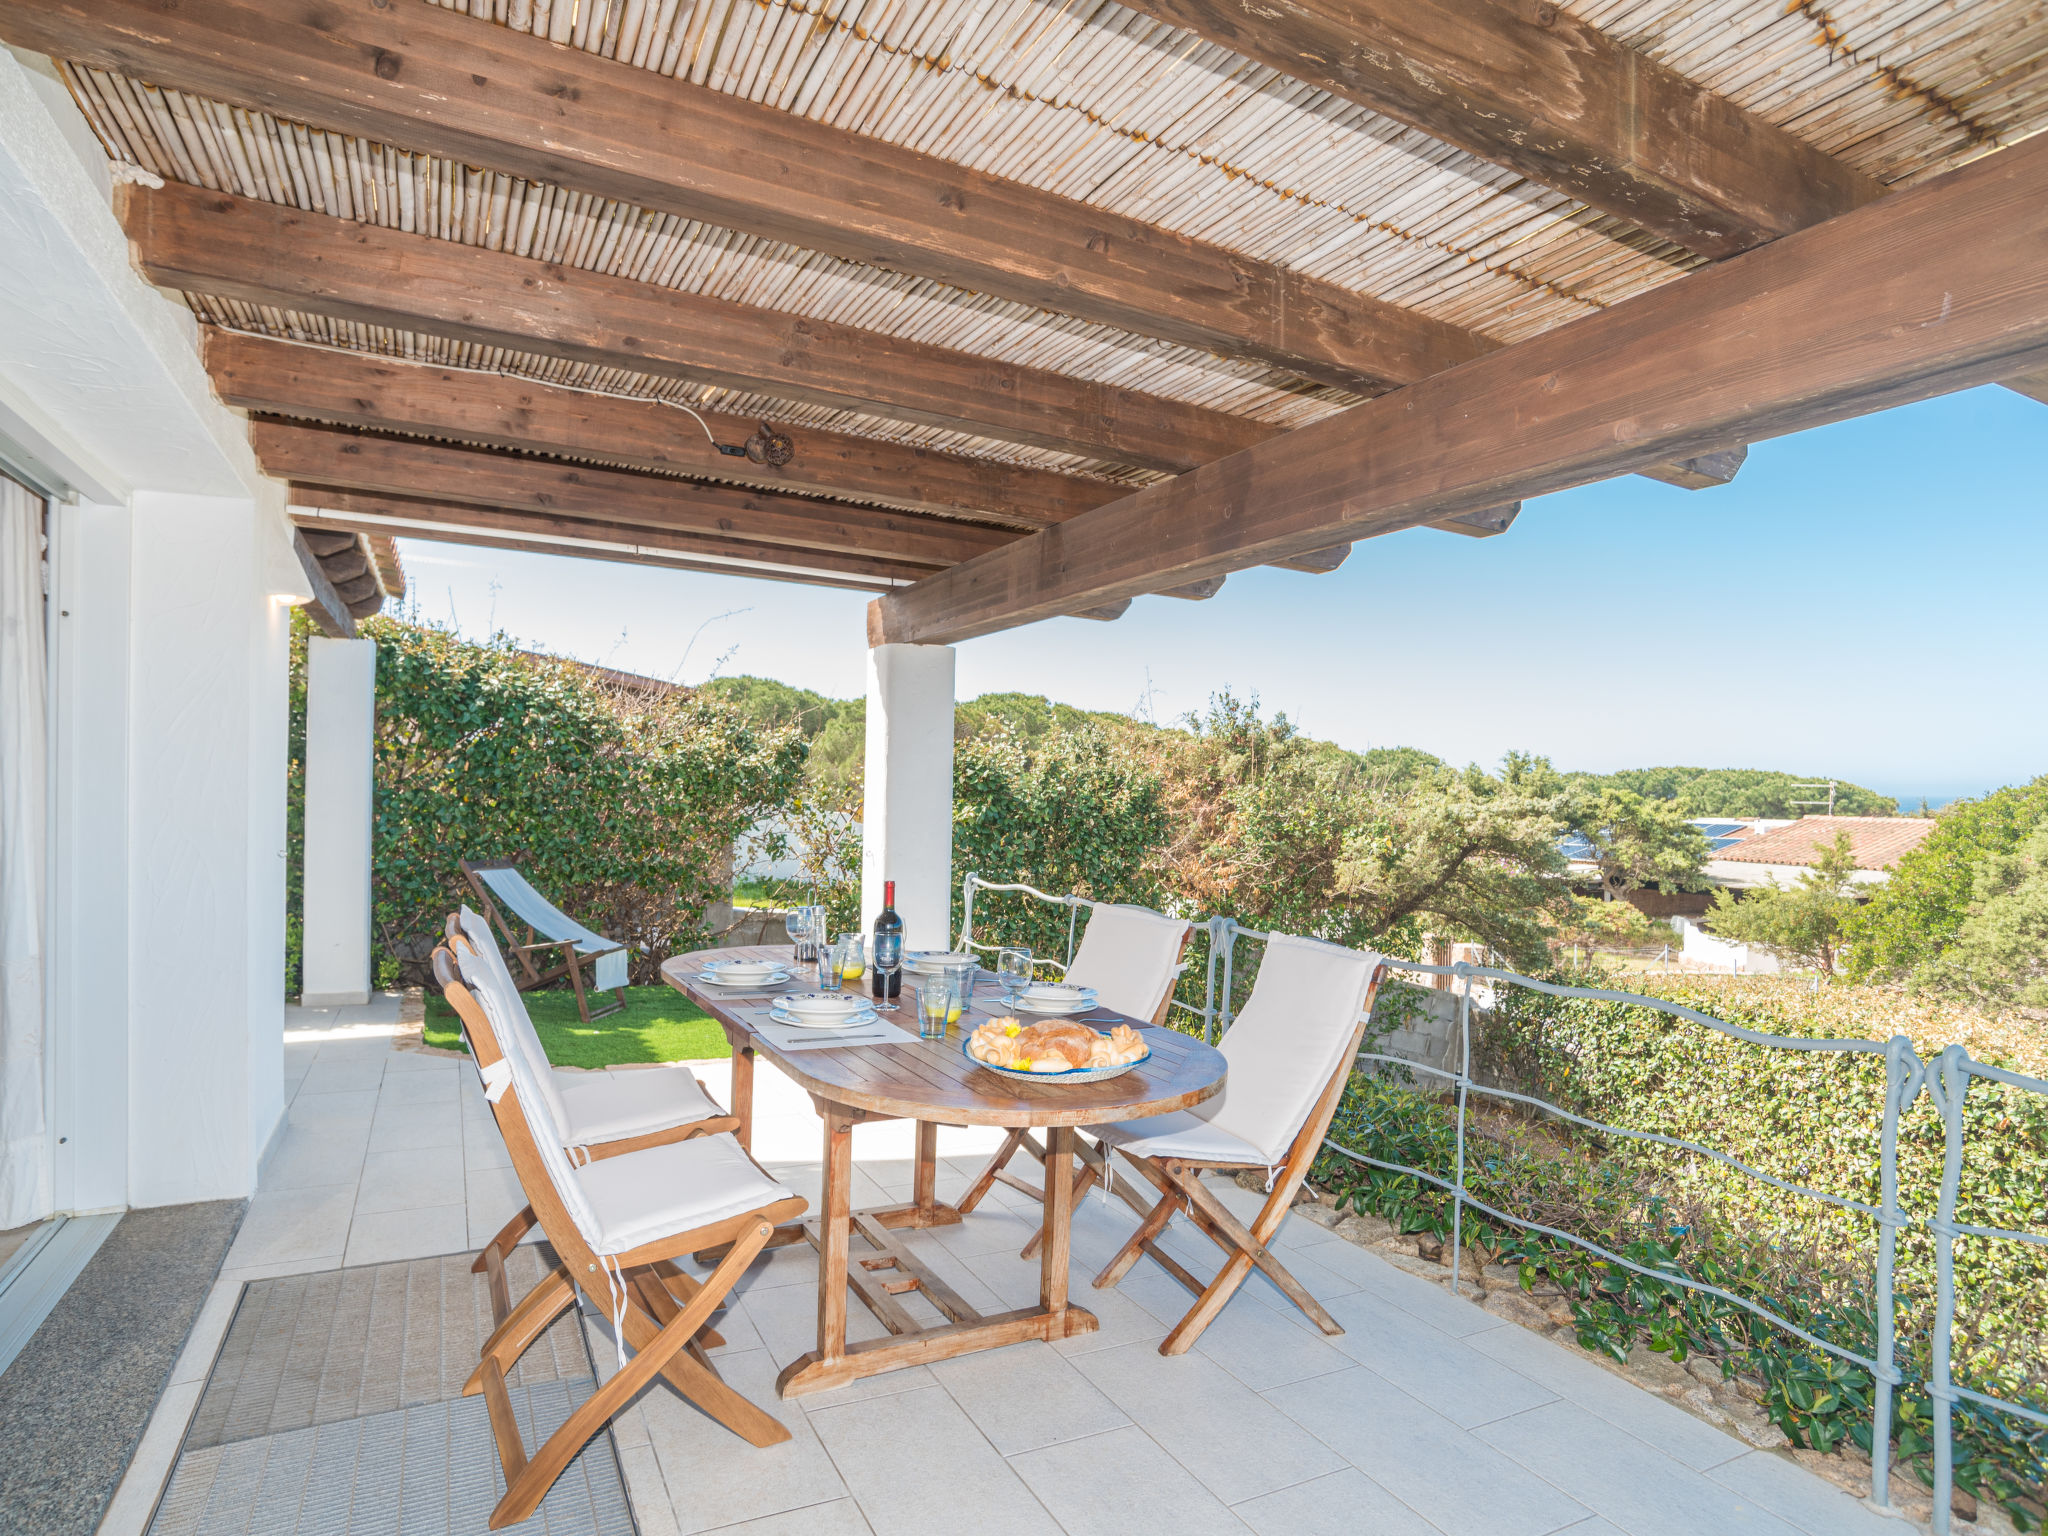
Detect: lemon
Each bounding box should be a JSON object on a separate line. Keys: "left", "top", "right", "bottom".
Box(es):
{"left": 1018, "top": 1058, "right": 1033, "bottom": 1070}
{"left": 841, "top": 965, "right": 863, "bottom": 981}
{"left": 947, "top": 1006, "right": 963, "bottom": 1023}
{"left": 1004, "top": 1023, "right": 1020, "bottom": 1036}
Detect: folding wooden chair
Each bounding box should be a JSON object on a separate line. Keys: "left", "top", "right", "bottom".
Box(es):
{"left": 447, "top": 909, "right": 740, "bottom": 1312}
{"left": 1084, "top": 934, "right": 1386, "bottom": 1355}
{"left": 435, "top": 934, "right": 807, "bottom": 1529}
{"left": 956, "top": 902, "right": 1192, "bottom": 1221}
{"left": 463, "top": 857, "right": 629, "bottom": 1023}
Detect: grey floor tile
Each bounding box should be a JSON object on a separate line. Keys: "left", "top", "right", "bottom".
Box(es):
{"left": 1476, "top": 1401, "right": 1801, "bottom": 1536}
{"left": 294, "top": 1058, "right": 390, "bottom": 1096}
{"left": 1231, "top": 1467, "right": 1445, "bottom": 1536}
{"left": 366, "top": 1101, "right": 465, "bottom": 1154}
{"left": 695, "top": 1497, "right": 876, "bottom": 1535}
{"left": 378, "top": 1069, "right": 460, "bottom": 1107}
{"left": 1466, "top": 1321, "right": 1749, "bottom": 1471}
{"left": 262, "top": 1124, "right": 372, "bottom": 1192}
{"left": 1189, "top": 1290, "right": 1355, "bottom": 1391}
{"left": 285, "top": 1089, "right": 379, "bottom": 1134}
{"left": 1706, "top": 1451, "right": 1906, "bottom": 1535}
{"left": 226, "top": 1186, "right": 356, "bottom": 1268}
{"left": 1071, "top": 1340, "right": 1345, "bottom": 1505}
{"left": 1266, "top": 1367, "right": 1591, "bottom": 1536}
{"left": 354, "top": 1144, "right": 466, "bottom": 1215}
{"left": 930, "top": 1341, "right": 1129, "bottom": 1455}
{"left": 637, "top": 1347, "right": 849, "bottom": 1536}
{"left": 1305, "top": 1240, "right": 1504, "bottom": 1339}
{"left": 1312, "top": 1288, "right": 1556, "bottom": 1427}
{"left": 805, "top": 1384, "right": 1061, "bottom": 1536}
{"left": 1009, "top": 1423, "right": 1249, "bottom": 1536}
{"left": 930, "top": 1205, "right": 1044, "bottom": 1261}
{"left": 341, "top": 1203, "right": 470, "bottom": 1267}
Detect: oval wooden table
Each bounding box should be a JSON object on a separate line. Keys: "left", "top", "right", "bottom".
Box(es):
{"left": 663, "top": 945, "right": 1225, "bottom": 1397}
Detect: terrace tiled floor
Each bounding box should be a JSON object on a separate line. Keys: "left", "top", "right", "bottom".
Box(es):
{"left": 100, "top": 997, "right": 1905, "bottom": 1536}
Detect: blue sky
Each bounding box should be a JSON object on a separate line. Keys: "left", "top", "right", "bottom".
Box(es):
{"left": 396, "top": 383, "right": 2046, "bottom": 808}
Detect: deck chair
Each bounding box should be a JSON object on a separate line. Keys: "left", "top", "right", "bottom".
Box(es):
{"left": 1085, "top": 934, "right": 1385, "bottom": 1355}
{"left": 463, "top": 858, "right": 629, "bottom": 1023}
{"left": 449, "top": 909, "right": 739, "bottom": 1312}
{"left": 436, "top": 932, "right": 806, "bottom": 1529}
{"left": 957, "top": 902, "right": 1192, "bottom": 1220}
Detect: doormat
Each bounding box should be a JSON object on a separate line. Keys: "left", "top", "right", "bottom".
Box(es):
{"left": 147, "top": 1247, "right": 634, "bottom": 1536}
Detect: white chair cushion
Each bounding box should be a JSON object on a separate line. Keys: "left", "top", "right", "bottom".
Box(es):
{"left": 575, "top": 1132, "right": 792, "bottom": 1257}
{"left": 1064, "top": 904, "right": 1191, "bottom": 1023}
{"left": 1090, "top": 1111, "right": 1266, "bottom": 1166}
{"left": 1090, "top": 933, "right": 1380, "bottom": 1167}
{"left": 460, "top": 907, "right": 577, "bottom": 1136}
{"left": 554, "top": 1066, "right": 726, "bottom": 1145}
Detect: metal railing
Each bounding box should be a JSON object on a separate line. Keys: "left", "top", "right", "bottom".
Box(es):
{"left": 956, "top": 873, "right": 2047, "bottom": 1533}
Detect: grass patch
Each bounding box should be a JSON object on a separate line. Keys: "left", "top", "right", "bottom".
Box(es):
{"left": 424, "top": 985, "right": 729, "bottom": 1068}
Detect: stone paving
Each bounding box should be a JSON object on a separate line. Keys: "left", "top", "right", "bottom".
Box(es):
{"left": 98, "top": 997, "right": 1924, "bottom": 1536}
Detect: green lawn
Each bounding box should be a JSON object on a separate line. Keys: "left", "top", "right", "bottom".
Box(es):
{"left": 424, "top": 985, "right": 730, "bottom": 1068}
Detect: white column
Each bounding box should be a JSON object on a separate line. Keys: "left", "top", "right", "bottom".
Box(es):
{"left": 301, "top": 637, "right": 376, "bottom": 1007}
{"left": 861, "top": 643, "right": 955, "bottom": 949}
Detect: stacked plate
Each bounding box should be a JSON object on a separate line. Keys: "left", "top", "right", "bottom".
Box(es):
{"left": 696, "top": 957, "right": 792, "bottom": 988}
{"left": 1010, "top": 982, "right": 1098, "bottom": 1017}
{"left": 770, "top": 991, "right": 881, "bottom": 1030}
{"left": 905, "top": 951, "right": 977, "bottom": 975}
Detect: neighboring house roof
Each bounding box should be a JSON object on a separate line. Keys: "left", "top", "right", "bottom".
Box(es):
{"left": 1709, "top": 816, "right": 1936, "bottom": 872}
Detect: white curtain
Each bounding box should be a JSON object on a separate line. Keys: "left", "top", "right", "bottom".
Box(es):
{"left": 0, "top": 474, "right": 49, "bottom": 1228}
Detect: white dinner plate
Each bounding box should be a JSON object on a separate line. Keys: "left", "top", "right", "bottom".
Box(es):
{"left": 697, "top": 968, "right": 791, "bottom": 987}
{"left": 1010, "top": 994, "right": 1098, "bottom": 1017}
{"left": 906, "top": 951, "right": 977, "bottom": 974}
{"left": 770, "top": 1003, "right": 882, "bottom": 1031}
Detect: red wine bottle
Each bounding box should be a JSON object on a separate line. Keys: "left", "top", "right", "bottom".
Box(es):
{"left": 871, "top": 880, "right": 904, "bottom": 1000}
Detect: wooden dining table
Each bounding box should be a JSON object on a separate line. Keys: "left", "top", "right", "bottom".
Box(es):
{"left": 663, "top": 944, "right": 1226, "bottom": 1397}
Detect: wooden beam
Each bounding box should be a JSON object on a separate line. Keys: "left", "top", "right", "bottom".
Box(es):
{"left": 1636, "top": 448, "right": 1748, "bottom": 491}
{"left": 1431, "top": 504, "right": 1521, "bottom": 538}
{"left": 288, "top": 497, "right": 936, "bottom": 591}
{"left": 1106, "top": 0, "right": 1882, "bottom": 260}
{"left": 2004, "top": 371, "right": 2048, "bottom": 407}
{"left": 249, "top": 419, "right": 1018, "bottom": 568}
{"left": 1068, "top": 602, "right": 1133, "bottom": 623}
{"left": 1268, "top": 545, "right": 1352, "bottom": 574}
{"left": 291, "top": 528, "right": 355, "bottom": 637}
{"left": 204, "top": 330, "right": 1123, "bottom": 530}
{"left": 1156, "top": 577, "right": 1228, "bottom": 600}
{"left": 871, "top": 135, "right": 2048, "bottom": 644}
{"left": 122, "top": 183, "right": 1271, "bottom": 475}
{"left": 8, "top": 0, "right": 1493, "bottom": 394}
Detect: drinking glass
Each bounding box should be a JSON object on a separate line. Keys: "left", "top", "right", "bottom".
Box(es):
{"left": 815, "top": 937, "right": 843, "bottom": 992}
{"left": 917, "top": 977, "right": 955, "bottom": 1040}
{"left": 873, "top": 928, "right": 903, "bottom": 1011}
{"left": 938, "top": 958, "right": 978, "bottom": 1018}
{"left": 998, "top": 945, "right": 1034, "bottom": 1006}
{"left": 836, "top": 933, "right": 865, "bottom": 986}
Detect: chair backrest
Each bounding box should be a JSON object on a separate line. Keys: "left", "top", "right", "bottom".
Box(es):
{"left": 468, "top": 862, "right": 607, "bottom": 948}
{"left": 443, "top": 925, "right": 608, "bottom": 1252}
{"left": 456, "top": 905, "right": 578, "bottom": 1138}
{"left": 1063, "top": 904, "right": 1192, "bottom": 1025}
{"left": 1200, "top": 934, "right": 1383, "bottom": 1166}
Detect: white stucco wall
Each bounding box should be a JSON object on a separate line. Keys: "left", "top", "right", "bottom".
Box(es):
{"left": 3, "top": 44, "right": 302, "bottom": 1209}
{"left": 301, "top": 637, "right": 377, "bottom": 1007}
{"left": 861, "top": 644, "right": 957, "bottom": 950}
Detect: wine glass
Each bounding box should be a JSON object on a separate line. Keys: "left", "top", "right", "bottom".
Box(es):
{"left": 998, "top": 945, "right": 1034, "bottom": 1007}
{"left": 783, "top": 906, "right": 813, "bottom": 967}
{"left": 872, "top": 927, "right": 903, "bottom": 1012}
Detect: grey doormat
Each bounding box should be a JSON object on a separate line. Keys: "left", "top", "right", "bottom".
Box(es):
{"left": 147, "top": 1247, "right": 634, "bottom": 1536}
{"left": 0, "top": 1198, "right": 245, "bottom": 1536}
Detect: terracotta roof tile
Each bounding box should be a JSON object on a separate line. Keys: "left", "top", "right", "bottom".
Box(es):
{"left": 1710, "top": 816, "right": 1935, "bottom": 871}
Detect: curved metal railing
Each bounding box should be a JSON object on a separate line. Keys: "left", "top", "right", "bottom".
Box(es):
{"left": 955, "top": 872, "right": 2046, "bottom": 1534}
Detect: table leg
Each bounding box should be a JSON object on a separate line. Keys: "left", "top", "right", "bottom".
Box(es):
{"left": 1040, "top": 1125, "right": 1074, "bottom": 1327}
{"left": 913, "top": 1120, "right": 939, "bottom": 1222}
{"left": 731, "top": 1041, "right": 756, "bottom": 1154}
{"left": 815, "top": 1110, "right": 853, "bottom": 1365}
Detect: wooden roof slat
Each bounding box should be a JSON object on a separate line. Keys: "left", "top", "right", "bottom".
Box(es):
{"left": 7, "top": 0, "right": 1492, "bottom": 392}
{"left": 251, "top": 419, "right": 1017, "bottom": 568}
{"left": 871, "top": 134, "right": 2048, "bottom": 643}
{"left": 125, "top": 182, "right": 1270, "bottom": 474}
{"left": 204, "top": 329, "right": 1122, "bottom": 529}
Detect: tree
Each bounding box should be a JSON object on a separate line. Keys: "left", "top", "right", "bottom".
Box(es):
{"left": 1597, "top": 766, "right": 1896, "bottom": 818}
{"left": 1911, "top": 824, "right": 2048, "bottom": 1010}
{"left": 1704, "top": 832, "right": 1861, "bottom": 976}
{"left": 1844, "top": 775, "right": 2048, "bottom": 982}
{"left": 1568, "top": 786, "right": 1712, "bottom": 903}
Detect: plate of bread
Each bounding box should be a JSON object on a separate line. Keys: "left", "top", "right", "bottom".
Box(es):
{"left": 964, "top": 1017, "right": 1150, "bottom": 1082}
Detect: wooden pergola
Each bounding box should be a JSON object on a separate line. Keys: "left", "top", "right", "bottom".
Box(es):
{"left": 8, "top": 0, "right": 2045, "bottom": 641}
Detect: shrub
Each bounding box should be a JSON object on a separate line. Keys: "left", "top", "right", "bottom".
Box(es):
{"left": 357, "top": 619, "right": 804, "bottom": 984}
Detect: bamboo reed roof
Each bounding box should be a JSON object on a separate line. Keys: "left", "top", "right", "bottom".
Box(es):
{"left": 42, "top": 0, "right": 2048, "bottom": 560}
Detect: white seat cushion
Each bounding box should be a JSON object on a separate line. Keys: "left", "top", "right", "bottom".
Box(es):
{"left": 1065, "top": 904, "right": 1190, "bottom": 1023}
{"left": 575, "top": 1132, "right": 792, "bottom": 1257}
{"left": 1090, "top": 1112, "right": 1266, "bottom": 1166}
{"left": 554, "top": 1066, "right": 726, "bottom": 1145}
